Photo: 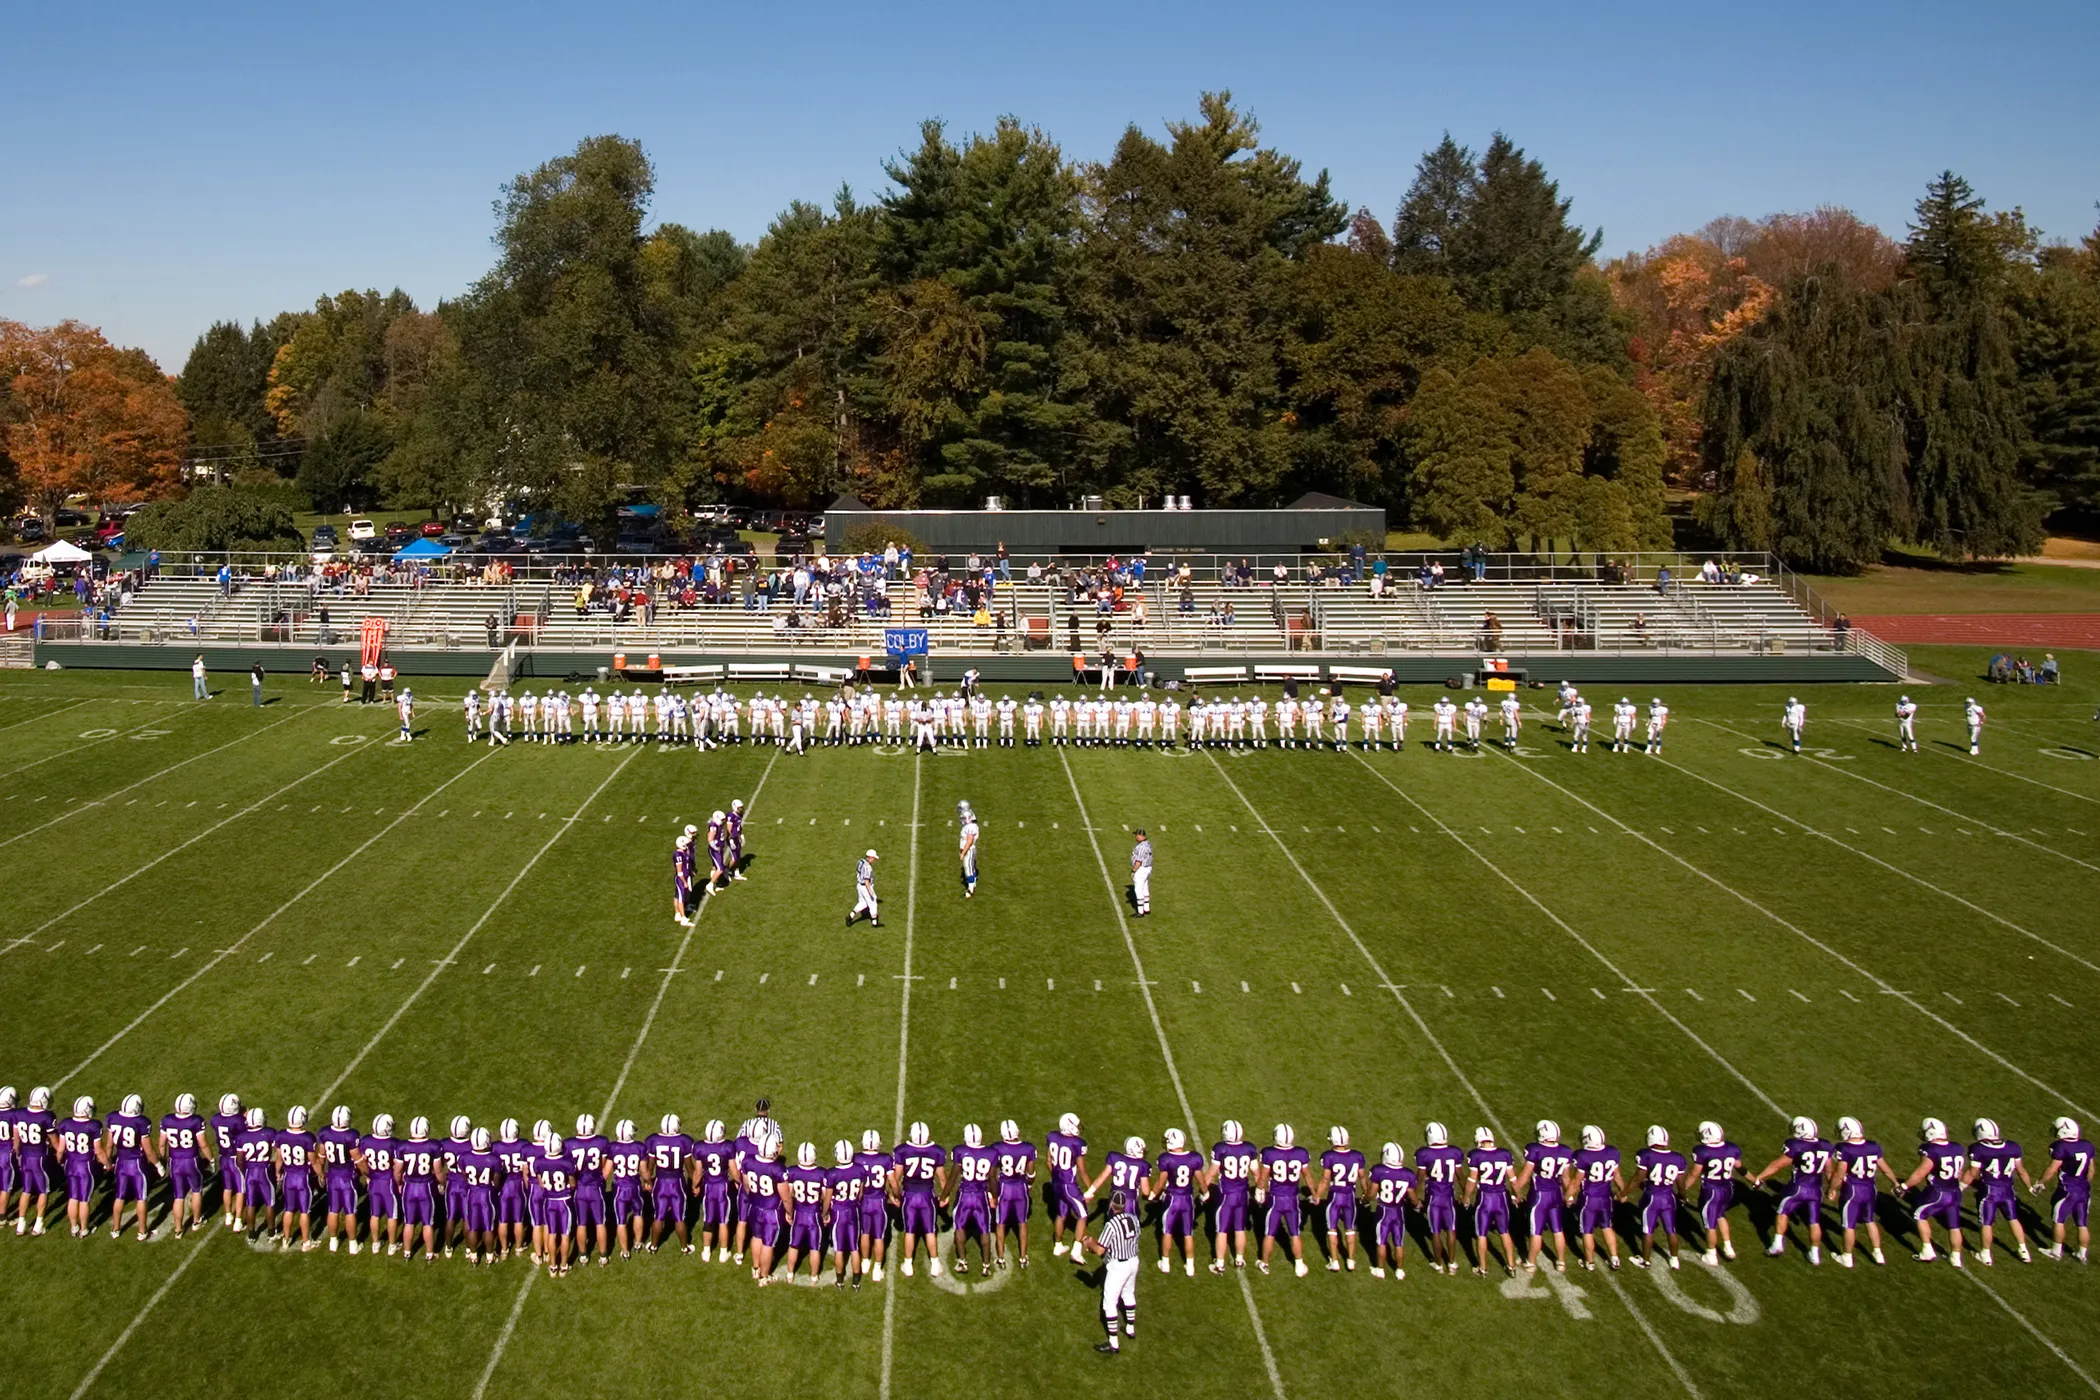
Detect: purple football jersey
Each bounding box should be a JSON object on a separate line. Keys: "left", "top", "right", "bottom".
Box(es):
{"left": 1635, "top": 1146, "right": 1687, "bottom": 1199}
{"left": 952, "top": 1143, "right": 999, "bottom": 1202}
{"left": 399, "top": 1139, "right": 440, "bottom": 1183}
{"left": 209, "top": 1111, "right": 244, "bottom": 1161}
{"left": 1784, "top": 1136, "right": 1833, "bottom": 1184}
{"left": 443, "top": 1134, "right": 474, "bottom": 1183}
{"left": 1213, "top": 1141, "right": 1260, "bottom": 1196}
{"left": 895, "top": 1142, "right": 945, "bottom": 1197}
{"left": 1104, "top": 1150, "right": 1150, "bottom": 1208}
{"left": 462, "top": 1149, "right": 502, "bottom": 1194}
{"left": 694, "top": 1139, "right": 732, "bottom": 1188}
{"left": 2052, "top": 1137, "right": 2096, "bottom": 1199}
{"left": 16, "top": 1107, "right": 55, "bottom": 1163}
{"left": 536, "top": 1153, "right": 575, "bottom": 1200}
{"left": 360, "top": 1133, "right": 399, "bottom": 1179}
{"left": 1467, "top": 1146, "right": 1514, "bottom": 1198}
{"left": 1693, "top": 1140, "right": 1741, "bottom": 1187}
{"left": 994, "top": 1139, "right": 1037, "bottom": 1190}
{"left": 233, "top": 1124, "right": 272, "bottom": 1172}
{"left": 1415, "top": 1143, "right": 1465, "bottom": 1200}
{"left": 59, "top": 1116, "right": 103, "bottom": 1164}
{"left": 744, "top": 1157, "right": 786, "bottom": 1213}
{"left": 1970, "top": 1139, "right": 2022, "bottom": 1197}
{"left": 1261, "top": 1145, "right": 1311, "bottom": 1198}
{"left": 277, "top": 1129, "right": 318, "bottom": 1175}
{"left": 609, "top": 1141, "right": 646, "bottom": 1193}
{"left": 1919, "top": 1141, "right": 1966, "bottom": 1201}
{"left": 568, "top": 1134, "right": 610, "bottom": 1194}
{"left": 1571, "top": 1145, "right": 1622, "bottom": 1200}
{"left": 1045, "top": 1131, "right": 1085, "bottom": 1184}
{"left": 1835, "top": 1139, "right": 1883, "bottom": 1190}
{"left": 1371, "top": 1162, "right": 1417, "bottom": 1211}
{"left": 786, "top": 1164, "right": 828, "bottom": 1218}
{"left": 645, "top": 1131, "right": 692, "bottom": 1181}
{"left": 829, "top": 1163, "right": 864, "bottom": 1209}
{"left": 106, "top": 1111, "right": 151, "bottom": 1162}
{"left": 1524, "top": 1141, "right": 1573, "bottom": 1198}
{"left": 1159, "top": 1148, "right": 1207, "bottom": 1200}
{"left": 161, "top": 1113, "right": 207, "bottom": 1164}
{"left": 316, "top": 1125, "right": 357, "bottom": 1179}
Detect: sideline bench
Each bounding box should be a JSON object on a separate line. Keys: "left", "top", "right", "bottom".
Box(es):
{"left": 1182, "top": 666, "right": 1248, "bottom": 687}
{"left": 661, "top": 664, "right": 724, "bottom": 686}
{"left": 1254, "top": 664, "right": 1321, "bottom": 682}
{"left": 795, "top": 664, "right": 852, "bottom": 685}
{"left": 1327, "top": 665, "right": 1395, "bottom": 685}
{"left": 728, "top": 662, "right": 792, "bottom": 683}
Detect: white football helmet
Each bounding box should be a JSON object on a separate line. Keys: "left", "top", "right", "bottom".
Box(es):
{"left": 174, "top": 1093, "right": 196, "bottom": 1117}
{"left": 532, "top": 1119, "right": 552, "bottom": 1146}
{"left": 1580, "top": 1125, "right": 1606, "bottom": 1151}
{"left": 963, "top": 1123, "right": 984, "bottom": 1149}
{"left": 28, "top": 1086, "right": 49, "bottom": 1111}
{"left": 908, "top": 1121, "right": 931, "bottom": 1147}
{"left": 471, "top": 1127, "right": 492, "bottom": 1152}
{"left": 660, "top": 1114, "right": 682, "bottom": 1137}
{"left": 1059, "top": 1113, "right": 1081, "bottom": 1137}
{"left": 1382, "top": 1142, "right": 1403, "bottom": 1168}
{"left": 1536, "top": 1120, "right": 1561, "bottom": 1145}
{"left": 287, "top": 1106, "right": 308, "bottom": 1130}
{"left": 797, "top": 1141, "right": 817, "bottom": 1168}
{"left": 703, "top": 1119, "right": 726, "bottom": 1143}
{"left": 760, "top": 1130, "right": 782, "bottom": 1160}
{"left": 1790, "top": 1116, "right": 1818, "bottom": 1141}
{"left": 1922, "top": 1117, "right": 1948, "bottom": 1144}
{"left": 331, "top": 1105, "right": 353, "bottom": 1131}
{"left": 1473, "top": 1127, "right": 1494, "bottom": 1148}
{"left": 731, "top": 799, "right": 744, "bottom": 813}
{"left": 1698, "top": 1121, "right": 1724, "bottom": 1147}
{"left": 615, "top": 1120, "right": 636, "bottom": 1144}
{"left": 1000, "top": 1120, "right": 1021, "bottom": 1143}
{"left": 1222, "top": 1120, "right": 1244, "bottom": 1144}
{"left": 711, "top": 809, "right": 725, "bottom": 824}
{"left": 243, "top": 1106, "right": 263, "bottom": 1129}
{"left": 575, "top": 1114, "right": 596, "bottom": 1138}
{"left": 74, "top": 1096, "right": 96, "bottom": 1119}
{"left": 452, "top": 1115, "right": 473, "bottom": 1139}
{"left": 1646, "top": 1125, "right": 1669, "bottom": 1148}
{"left": 1329, "top": 1126, "right": 1349, "bottom": 1149}
{"left": 121, "top": 1093, "right": 144, "bottom": 1117}
{"left": 497, "top": 1118, "right": 518, "bottom": 1143}
{"left": 1974, "top": 1118, "right": 2001, "bottom": 1144}
{"left": 835, "top": 1140, "right": 854, "bottom": 1166}
{"left": 1124, "top": 1136, "right": 1146, "bottom": 1159}
{"left": 544, "top": 1134, "right": 564, "bottom": 1158}
{"left": 1424, "top": 1122, "right": 1449, "bottom": 1148}
{"left": 1165, "top": 1128, "right": 1187, "bottom": 1153}
{"left": 1274, "top": 1124, "right": 1295, "bottom": 1149}
{"left": 406, "top": 1116, "right": 427, "bottom": 1140}
{"left": 862, "top": 1129, "right": 883, "bottom": 1153}
{"left": 1837, "top": 1117, "right": 1864, "bottom": 1143}
{"left": 218, "top": 1092, "right": 240, "bottom": 1116}
{"left": 2057, "top": 1117, "right": 2082, "bottom": 1142}
{"left": 0, "top": 1087, "right": 14, "bottom": 1111}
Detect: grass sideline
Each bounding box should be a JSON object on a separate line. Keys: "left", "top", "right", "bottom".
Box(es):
{"left": 0, "top": 652, "right": 2095, "bottom": 1398}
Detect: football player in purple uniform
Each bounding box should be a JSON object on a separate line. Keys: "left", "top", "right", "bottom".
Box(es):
{"left": 1209, "top": 1120, "right": 1259, "bottom": 1274}
{"left": 1566, "top": 1124, "right": 1624, "bottom": 1272}
{"left": 828, "top": 1140, "right": 866, "bottom": 1288}
{"left": 1314, "top": 1127, "right": 1364, "bottom": 1274}
{"left": 159, "top": 1093, "right": 209, "bottom": 1240}
{"left": 1153, "top": 1129, "right": 1207, "bottom": 1277}
{"left": 1415, "top": 1122, "right": 1466, "bottom": 1276}
{"left": 493, "top": 1118, "right": 532, "bottom": 1260}
{"left": 441, "top": 1115, "right": 474, "bottom": 1259}
{"left": 536, "top": 1134, "right": 576, "bottom": 1277}
{"left": 208, "top": 1092, "right": 244, "bottom": 1229}
{"left": 1686, "top": 1121, "right": 1743, "bottom": 1266}
{"left": 742, "top": 1130, "right": 787, "bottom": 1284}
{"left": 103, "top": 1093, "right": 157, "bottom": 1242}
{"left": 275, "top": 1106, "right": 320, "bottom": 1252}
{"left": 1824, "top": 1116, "right": 1897, "bottom": 1268}
{"left": 0, "top": 1086, "right": 16, "bottom": 1227}
{"left": 609, "top": 1120, "right": 647, "bottom": 1259}
{"left": 1631, "top": 1125, "right": 1687, "bottom": 1270}
{"left": 1515, "top": 1120, "right": 1573, "bottom": 1274}
{"left": 894, "top": 1121, "right": 946, "bottom": 1278}
{"left": 1369, "top": 1142, "right": 1417, "bottom": 1280}
{"left": 644, "top": 1113, "right": 696, "bottom": 1255}
{"left": 2036, "top": 1116, "right": 2093, "bottom": 1262}
{"left": 992, "top": 1120, "right": 1037, "bottom": 1271}
{"left": 1899, "top": 1117, "right": 1967, "bottom": 1266}
{"left": 704, "top": 811, "right": 729, "bottom": 897}
{"left": 460, "top": 1127, "right": 502, "bottom": 1265}
{"left": 400, "top": 1117, "right": 445, "bottom": 1261}
{"left": 693, "top": 1120, "right": 734, "bottom": 1263}
{"left": 316, "top": 1106, "right": 360, "bottom": 1253}
{"left": 726, "top": 798, "right": 748, "bottom": 879}
{"left": 57, "top": 1096, "right": 106, "bottom": 1238}
{"left": 568, "top": 1113, "right": 611, "bottom": 1267}
{"left": 1464, "top": 1126, "right": 1517, "bottom": 1277}
{"left": 12, "top": 1086, "right": 56, "bottom": 1236}
{"left": 360, "top": 1113, "right": 403, "bottom": 1256}
{"left": 525, "top": 1120, "right": 554, "bottom": 1265}
{"left": 949, "top": 1124, "right": 999, "bottom": 1275}
{"left": 1045, "top": 1113, "right": 1090, "bottom": 1260}
{"left": 1966, "top": 1118, "right": 2035, "bottom": 1265}
{"left": 1750, "top": 1115, "right": 1831, "bottom": 1266}
{"left": 784, "top": 1141, "right": 831, "bottom": 1283}
{"left": 233, "top": 1105, "right": 276, "bottom": 1239}
{"left": 673, "top": 831, "right": 697, "bottom": 928}
{"left": 1256, "top": 1124, "right": 1310, "bottom": 1277}
{"left": 855, "top": 1128, "right": 893, "bottom": 1281}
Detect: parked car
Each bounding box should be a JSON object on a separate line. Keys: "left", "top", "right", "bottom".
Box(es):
{"left": 94, "top": 517, "right": 127, "bottom": 545}
{"left": 13, "top": 517, "right": 47, "bottom": 543}
{"left": 419, "top": 520, "right": 445, "bottom": 537}
{"left": 438, "top": 533, "right": 468, "bottom": 548}
{"left": 383, "top": 523, "right": 414, "bottom": 547}
{"left": 54, "top": 507, "right": 91, "bottom": 528}
{"left": 348, "top": 519, "right": 377, "bottom": 542}
{"left": 312, "top": 525, "right": 338, "bottom": 543}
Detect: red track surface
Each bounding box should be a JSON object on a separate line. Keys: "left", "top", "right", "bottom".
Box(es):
{"left": 1852, "top": 613, "right": 2100, "bottom": 648}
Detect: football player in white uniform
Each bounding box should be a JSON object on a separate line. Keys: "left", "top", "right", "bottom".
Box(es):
{"left": 463, "top": 689, "right": 482, "bottom": 743}
{"left": 1781, "top": 697, "right": 1806, "bottom": 754}
{"left": 1894, "top": 696, "right": 1918, "bottom": 753}
{"left": 1964, "top": 697, "right": 1986, "bottom": 755}
{"left": 1499, "top": 694, "right": 1522, "bottom": 749}
{"left": 1431, "top": 697, "right": 1458, "bottom": 752}
{"left": 1644, "top": 699, "right": 1669, "bottom": 754}
{"left": 1570, "top": 699, "right": 1593, "bottom": 753}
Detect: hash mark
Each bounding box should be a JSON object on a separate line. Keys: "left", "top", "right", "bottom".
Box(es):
{"left": 1683, "top": 988, "right": 1702, "bottom": 1001}
{"left": 2050, "top": 994, "right": 2074, "bottom": 1008}
{"left": 483, "top": 964, "right": 495, "bottom": 975}
{"left": 1591, "top": 987, "right": 1606, "bottom": 1000}
{"left": 1340, "top": 983, "right": 1351, "bottom": 996}
{"left": 1790, "top": 989, "right": 1810, "bottom": 1003}
{"left": 1491, "top": 986, "right": 1503, "bottom": 998}
{"left": 576, "top": 966, "right": 587, "bottom": 977}
{"left": 622, "top": 968, "right": 631, "bottom": 979}
{"left": 1839, "top": 990, "right": 1859, "bottom": 1002}
{"left": 1541, "top": 988, "right": 1556, "bottom": 1001}
{"left": 1737, "top": 988, "right": 1755, "bottom": 1002}
{"left": 530, "top": 965, "right": 540, "bottom": 977}
{"left": 170, "top": 947, "right": 186, "bottom": 959}
{"left": 1943, "top": 992, "right": 1962, "bottom": 1005}
{"left": 257, "top": 951, "right": 272, "bottom": 964}
{"left": 302, "top": 954, "right": 317, "bottom": 966}
{"left": 1291, "top": 982, "right": 1302, "bottom": 994}
{"left": 1996, "top": 992, "right": 2019, "bottom": 1006}
{"left": 1192, "top": 981, "right": 1202, "bottom": 994}
{"left": 809, "top": 973, "right": 818, "bottom": 985}
{"left": 1241, "top": 981, "right": 1250, "bottom": 993}
{"left": 760, "top": 973, "right": 770, "bottom": 984}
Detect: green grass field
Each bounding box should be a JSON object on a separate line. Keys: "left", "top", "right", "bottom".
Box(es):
{"left": 2, "top": 650, "right": 2098, "bottom": 1399}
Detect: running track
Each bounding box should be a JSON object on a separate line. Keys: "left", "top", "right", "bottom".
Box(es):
{"left": 1853, "top": 613, "right": 2100, "bottom": 648}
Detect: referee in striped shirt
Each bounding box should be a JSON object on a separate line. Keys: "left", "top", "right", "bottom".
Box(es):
{"left": 1078, "top": 1193, "right": 1141, "bottom": 1355}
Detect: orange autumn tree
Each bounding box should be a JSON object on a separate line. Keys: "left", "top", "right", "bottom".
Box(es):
{"left": 0, "top": 319, "right": 186, "bottom": 524}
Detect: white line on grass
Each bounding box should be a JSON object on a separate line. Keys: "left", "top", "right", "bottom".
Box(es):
{"left": 313, "top": 747, "right": 642, "bottom": 1113}
{"left": 1828, "top": 718, "right": 2100, "bottom": 807}
{"left": 2, "top": 730, "right": 388, "bottom": 957}
{"left": 0, "top": 704, "right": 321, "bottom": 851}
{"left": 54, "top": 749, "right": 500, "bottom": 1089}
{"left": 0, "top": 697, "right": 94, "bottom": 738}
{"left": 67, "top": 1225, "right": 219, "bottom": 1399}
{"left": 1480, "top": 747, "right": 2094, "bottom": 1123}
{"left": 1064, "top": 750, "right": 1288, "bottom": 1400}
{"left": 1689, "top": 717, "right": 2100, "bottom": 877}
{"left": 0, "top": 708, "right": 176, "bottom": 779}
{"left": 473, "top": 748, "right": 780, "bottom": 1400}
{"left": 878, "top": 752, "right": 923, "bottom": 1400}
{"left": 1639, "top": 749, "right": 2100, "bottom": 979}
{"left": 1202, "top": 753, "right": 1695, "bottom": 1400}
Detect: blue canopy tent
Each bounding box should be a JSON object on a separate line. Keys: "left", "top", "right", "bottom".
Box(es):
{"left": 392, "top": 538, "right": 452, "bottom": 562}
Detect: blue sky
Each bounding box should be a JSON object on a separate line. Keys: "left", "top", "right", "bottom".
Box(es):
{"left": 2, "top": 0, "right": 2093, "bottom": 372}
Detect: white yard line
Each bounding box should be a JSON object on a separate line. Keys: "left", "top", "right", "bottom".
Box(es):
{"left": 0, "top": 704, "right": 320, "bottom": 851}
{"left": 878, "top": 752, "right": 923, "bottom": 1400}
{"left": 0, "top": 709, "right": 178, "bottom": 779}
{"left": 2, "top": 734, "right": 385, "bottom": 957}
{"left": 313, "top": 747, "right": 643, "bottom": 1112}
{"left": 473, "top": 749, "right": 780, "bottom": 1400}
{"left": 0, "top": 696, "right": 94, "bottom": 738}
{"left": 52, "top": 750, "right": 500, "bottom": 1090}
{"left": 1479, "top": 746, "right": 2094, "bottom": 1123}
{"left": 1828, "top": 718, "right": 2100, "bottom": 806}
{"left": 1065, "top": 750, "right": 1286, "bottom": 1400}
{"left": 1636, "top": 749, "right": 2100, "bottom": 979}
{"left": 68, "top": 1225, "right": 221, "bottom": 1399}
{"left": 1689, "top": 717, "right": 2100, "bottom": 876}
{"left": 1203, "top": 754, "right": 1697, "bottom": 1400}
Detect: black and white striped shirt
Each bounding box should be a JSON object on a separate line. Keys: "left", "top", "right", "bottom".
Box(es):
{"left": 1097, "top": 1211, "right": 1140, "bottom": 1262}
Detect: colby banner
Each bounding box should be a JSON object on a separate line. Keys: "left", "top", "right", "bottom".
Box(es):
{"left": 884, "top": 627, "right": 929, "bottom": 657}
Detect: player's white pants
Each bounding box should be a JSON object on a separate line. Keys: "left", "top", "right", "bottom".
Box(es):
{"left": 1897, "top": 720, "right": 1914, "bottom": 746}
{"left": 1102, "top": 1257, "right": 1139, "bottom": 1316}
{"left": 1250, "top": 718, "right": 1265, "bottom": 744}
{"left": 1133, "top": 866, "right": 1152, "bottom": 914}
{"left": 1436, "top": 722, "right": 1455, "bottom": 745}
{"left": 853, "top": 886, "right": 879, "bottom": 920}
{"left": 1969, "top": 723, "right": 1982, "bottom": 749}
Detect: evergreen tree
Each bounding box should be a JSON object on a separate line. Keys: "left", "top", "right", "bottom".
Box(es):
{"left": 2007, "top": 240, "right": 2100, "bottom": 516}
{"left": 1390, "top": 135, "right": 1474, "bottom": 280}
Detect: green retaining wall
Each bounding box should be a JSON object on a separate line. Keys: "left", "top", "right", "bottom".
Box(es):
{"left": 33, "top": 642, "right": 1899, "bottom": 686}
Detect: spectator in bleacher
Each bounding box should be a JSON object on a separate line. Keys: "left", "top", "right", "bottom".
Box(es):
{"left": 1633, "top": 612, "right": 1649, "bottom": 644}
{"left": 1654, "top": 564, "right": 1671, "bottom": 593}
{"left": 1481, "top": 612, "right": 1503, "bottom": 650}
{"left": 2042, "top": 653, "right": 2060, "bottom": 684}
{"left": 1833, "top": 613, "right": 1850, "bottom": 650}
{"left": 1369, "top": 556, "right": 1387, "bottom": 597}
{"left": 1429, "top": 560, "right": 1446, "bottom": 588}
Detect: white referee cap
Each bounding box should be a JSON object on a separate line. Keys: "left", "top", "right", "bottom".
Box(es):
{"left": 865, "top": 849, "right": 879, "bottom": 859}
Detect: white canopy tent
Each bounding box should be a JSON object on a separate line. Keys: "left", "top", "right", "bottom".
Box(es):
{"left": 31, "top": 539, "right": 94, "bottom": 565}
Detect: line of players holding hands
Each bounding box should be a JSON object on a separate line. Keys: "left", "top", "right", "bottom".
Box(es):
{"left": 0, "top": 1087, "right": 2090, "bottom": 1282}
{"left": 458, "top": 681, "right": 1679, "bottom": 756}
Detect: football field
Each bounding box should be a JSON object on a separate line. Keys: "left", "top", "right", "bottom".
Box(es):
{"left": 2, "top": 650, "right": 2098, "bottom": 1399}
